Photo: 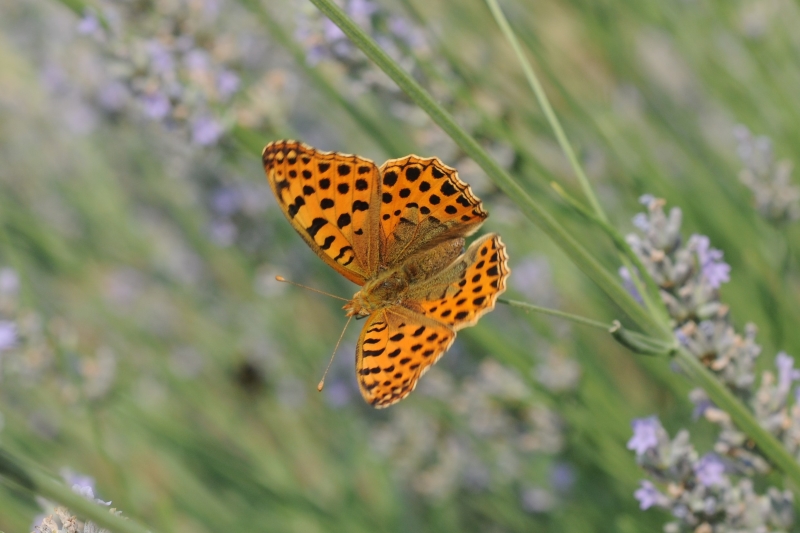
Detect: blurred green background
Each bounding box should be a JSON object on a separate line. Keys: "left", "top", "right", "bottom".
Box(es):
{"left": 1, "top": 0, "right": 799, "bottom": 531}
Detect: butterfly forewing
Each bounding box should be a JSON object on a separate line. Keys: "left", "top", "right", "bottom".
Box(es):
{"left": 263, "top": 141, "right": 381, "bottom": 284}
{"left": 378, "top": 156, "right": 488, "bottom": 265}
{"left": 355, "top": 307, "right": 456, "bottom": 408}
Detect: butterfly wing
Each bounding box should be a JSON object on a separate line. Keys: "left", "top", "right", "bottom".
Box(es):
{"left": 263, "top": 140, "right": 382, "bottom": 285}
{"left": 355, "top": 307, "right": 456, "bottom": 408}
{"left": 413, "top": 233, "right": 510, "bottom": 330}
{"left": 378, "top": 155, "right": 487, "bottom": 266}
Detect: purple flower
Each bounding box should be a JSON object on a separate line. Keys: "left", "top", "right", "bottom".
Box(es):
{"left": 147, "top": 41, "right": 175, "bottom": 74}
{"left": 627, "top": 416, "right": 661, "bottom": 455}
{"left": 210, "top": 187, "right": 241, "bottom": 216}
{"left": 346, "top": 0, "right": 378, "bottom": 25}
{"left": 184, "top": 49, "right": 210, "bottom": 73}
{"left": 619, "top": 267, "right": 642, "bottom": 303}
{"left": 61, "top": 469, "right": 95, "bottom": 493}
{"left": 550, "top": 462, "right": 576, "bottom": 493}
{"left": 141, "top": 92, "right": 171, "bottom": 120}
{"left": 208, "top": 219, "right": 237, "bottom": 247}
{"left": 323, "top": 380, "right": 353, "bottom": 407}
{"left": 639, "top": 194, "right": 656, "bottom": 206}
{"left": 694, "top": 454, "right": 726, "bottom": 487}
{"left": 632, "top": 212, "right": 649, "bottom": 231}
{"left": 77, "top": 12, "right": 100, "bottom": 35}
{"left": 775, "top": 352, "right": 800, "bottom": 397}
{"left": 97, "top": 82, "right": 128, "bottom": 112}
{"left": 216, "top": 70, "right": 240, "bottom": 100}
{"left": 634, "top": 480, "right": 666, "bottom": 510}
{"left": 323, "top": 18, "right": 346, "bottom": 41}
{"left": 191, "top": 116, "right": 224, "bottom": 146}
{"left": 0, "top": 268, "right": 19, "bottom": 295}
{"left": 689, "top": 389, "right": 712, "bottom": 420}
{"left": 689, "top": 235, "right": 730, "bottom": 289}
{"left": 0, "top": 321, "right": 17, "bottom": 352}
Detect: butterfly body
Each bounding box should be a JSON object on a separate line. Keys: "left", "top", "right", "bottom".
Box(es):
{"left": 263, "top": 140, "right": 510, "bottom": 407}
{"left": 345, "top": 236, "right": 465, "bottom": 318}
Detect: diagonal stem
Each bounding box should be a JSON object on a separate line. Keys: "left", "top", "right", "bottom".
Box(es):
{"left": 0, "top": 447, "right": 152, "bottom": 533}
{"left": 484, "top": 0, "right": 606, "bottom": 222}
{"left": 498, "top": 298, "right": 611, "bottom": 330}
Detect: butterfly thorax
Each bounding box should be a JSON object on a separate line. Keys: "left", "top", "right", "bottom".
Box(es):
{"left": 344, "top": 270, "right": 409, "bottom": 317}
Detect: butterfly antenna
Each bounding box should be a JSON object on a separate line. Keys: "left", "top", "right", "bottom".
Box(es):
{"left": 317, "top": 315, "right": 353, "bottom": 392}
{"left": 275, "top": 275, "right": 349, "bottom": 301}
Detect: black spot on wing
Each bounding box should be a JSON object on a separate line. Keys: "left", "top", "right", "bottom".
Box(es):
{"left": 337, "top": 213, "right": 351, "bottom": 228}
{"left": 405, "top": 167, "right": 421, "bottom": 182}
{"left": 383, "top": 171, "right": 398, "bottom": 186}
{"left": 440, "top": 181, "right": 457, "bottom": 196}
{"left": 306, "top": 218, "right": 327, "bottom": 238}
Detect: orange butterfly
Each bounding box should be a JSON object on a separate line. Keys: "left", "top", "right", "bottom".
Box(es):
{"left": 263, "top": 140, "right": 510, "bottom": 407}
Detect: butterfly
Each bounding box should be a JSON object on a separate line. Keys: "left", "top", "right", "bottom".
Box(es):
{"left": 263, "top": 140, "right": 510, "bottom": 408}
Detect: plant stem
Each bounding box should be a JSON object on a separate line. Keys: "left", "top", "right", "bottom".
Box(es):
{"left": 498, "top": 298, "right": 611, "bottom": 330}
{"left": 0, "top": 448, "right": 152, "bottom": 533}
{"left": 484, "top": 0, "right": 606, "bottom": 222}
{"left": 306, "top": 0, "right": 668, "bottom": 340}
{"left": 673, "top": 348, "right": 800, "bottom": 490}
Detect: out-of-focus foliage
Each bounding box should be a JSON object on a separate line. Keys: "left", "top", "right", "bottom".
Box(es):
{"left": 1, "top": 0, "right": 800, "bottom": 531}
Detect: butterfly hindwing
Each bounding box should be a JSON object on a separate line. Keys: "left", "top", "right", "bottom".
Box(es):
{"left": 378, "top": 156, "right": 488, "bottom": 266}
{"left": 355, "top": 307, "right": 455, "bottom": 408}
{"left": 416, "top": 234, "right": 510, "bottom": 330}
{"left": 263, "top": 140, "right": 381, "bottom": 285}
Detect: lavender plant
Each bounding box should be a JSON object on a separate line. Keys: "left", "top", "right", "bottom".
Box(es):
{"left": 62, "top": 0, "right": 279, "bottom": 146}
{"left": 33, "top": 471, "right": 123, "bottom": 533}
{"left": 625, "top": 195, "right": 800, "bottom": 530}
{"left": 733, "top": 125, "right": 799, "bottom": 225}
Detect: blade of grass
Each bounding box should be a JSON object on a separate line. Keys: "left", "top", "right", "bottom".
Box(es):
{"left": 306, "top": 0, "right": 668, "bottom": 340}
{"left": 484, "top": 0, "right": 606, "bottom": 223}
{"left": 550, "top": 182, "right": 671, "bottom": 327}
{"left": 483, "top": 0, "right": 671, "bottom": 329}
{"left": 498, "top": 298, "right": 611, "bottom": 330}
{"left": 0, "top": 448, "right": 153, "bottom": 533}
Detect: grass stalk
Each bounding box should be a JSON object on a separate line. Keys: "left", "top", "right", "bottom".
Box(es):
{"left": 483, "top": 0, "right": 606, "bottom": 223}
{"left": 0, "top": 448, "right": 152, "bottom": 533}
{"left": 498, "top": 298, "right": 611, "bottom": 330}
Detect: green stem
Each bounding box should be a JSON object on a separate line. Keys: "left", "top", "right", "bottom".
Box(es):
{"left": 674, "top": 348, "right": 800, "bottom": 489}
{"left": 550, "top": 182, "right": 672, "bottom": 329}
{"left": 484, "top": 0, "right": 606, "bottom": 222}
{"left": 498, "top": 298, "right": 611, "bottom": 330}
{"left": 484, "top": 0, "right": 672, "bottom": 333}
{"left": 0, "top": 448, "right": 152, "bottom": 533}
{"left": 306, "top": 0, "right": 667, "bottom": 340}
